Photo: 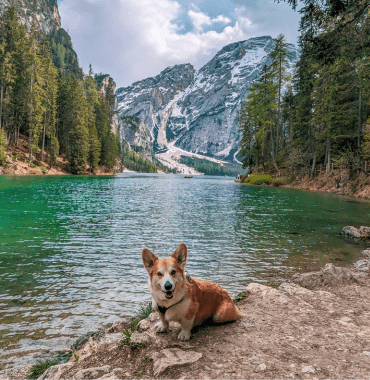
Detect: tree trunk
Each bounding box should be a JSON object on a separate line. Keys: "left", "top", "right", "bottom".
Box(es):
{"left": 326, "top": 136, "right": 331, "bottom": 174}
{"left": 357, "top": 89, "right": 362, "bottom": 176}
{"left": 29, "top": 69, "right": 33, "bottom": 163}
{"left": 270, "top": 123, "right": 279, "bottom": 172}
{"left": 310, "top": 149, "right": 317, "bottom": 178}
{"left": 0, "top": 85, "right": 3, "bottom": 130}
{"left": 41, "top": 122, "right": 46, "bottom": 162}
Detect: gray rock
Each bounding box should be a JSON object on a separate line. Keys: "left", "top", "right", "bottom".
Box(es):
{"left": 292, "top": 263, "right": 358, "bottom": 289}
{"left": 71, "top": 365, "right": 111, "bottom": 380}
{"left": 249, "top": 356, "right": 260, "bottom": 365}
{"left": 342, "top": 226, "right": 370, "bottom": 241}
{"left": 302, "top": 365, "right": 315, "bottom": 374}
{"left": 359, "top": 226, "right": 370, "bottom": 239}
{"left": 151, "top": 348, "right": 202, "bottom": 377}
{"left": 362, "top": 249, "right": 370, "bottom": 259}
{"left": 354, "top": 259, "right": 369, "bottom": 272}
{"left": 342, "top": 226, "right": 362, "bottom": 241}
{"left": 258, "top": 363, "right": 267, "bottom": 371}
{"left": 130, "top": 331, "right": 152, "bottom": 345}
{"left": 37, "top": 362, "right": 74, "bottom": 380}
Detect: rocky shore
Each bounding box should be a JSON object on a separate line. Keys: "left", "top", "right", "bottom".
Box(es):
{"left": 1, "top": 248, "right": 370, "bottom": 380}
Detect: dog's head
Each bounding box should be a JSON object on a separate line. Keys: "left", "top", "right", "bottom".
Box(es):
{"left": 142, "top": 243, "right": 187, "bottom": 301}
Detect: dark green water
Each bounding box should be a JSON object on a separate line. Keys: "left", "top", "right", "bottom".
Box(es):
{"left": 0, "top": 173, "right": 369, "bottom": 366}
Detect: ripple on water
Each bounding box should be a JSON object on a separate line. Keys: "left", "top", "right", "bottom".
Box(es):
{"left": 0, "top": 174, "right": 369, "bottom": 366}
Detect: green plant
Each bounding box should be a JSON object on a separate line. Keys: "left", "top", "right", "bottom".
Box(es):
{"left": 74, "top": 354, "right": 79, "bottom": 362}
{"left": 120, "top": 329, "right": 132, "bottom": 345}
{"left": 244, "top": 174, "right": 274, "bottom": 185}
{"left": 28, "top": 359, "right": 59, "bottom": 379}
{"left": 120, "top": 302, "right": 154, "bottom": 348}
{"left": 233, "top": 291, "right": 247, "bottom": 303}
{"left": 350, "top": 181, "right": 357, "bottom": 193}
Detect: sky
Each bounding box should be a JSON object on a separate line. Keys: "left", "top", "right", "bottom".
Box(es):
{"left": 58, "top": 0, "right": 302, "bottom": 89}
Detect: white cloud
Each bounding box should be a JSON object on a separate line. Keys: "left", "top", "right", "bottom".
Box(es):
{"left": 58, "top": 0, "right": 298, "bottom": 88}
{"left": 188, "top": 10, "right": 231, "bottom": 32}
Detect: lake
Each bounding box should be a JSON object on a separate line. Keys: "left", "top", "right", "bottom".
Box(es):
{"left": 0, "top": 173, "right": 369, "bottom": 367}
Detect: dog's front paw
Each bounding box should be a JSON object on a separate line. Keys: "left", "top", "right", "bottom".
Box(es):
{"left": 178, "top": 330, "right": 191, "bottom": 341}
{"left": 154, "top": 321, "right": 169, "bottom": 333}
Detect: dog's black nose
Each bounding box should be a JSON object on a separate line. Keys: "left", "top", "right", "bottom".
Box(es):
{"left": 164, "top": 281, "right": 173, "bottom": 290}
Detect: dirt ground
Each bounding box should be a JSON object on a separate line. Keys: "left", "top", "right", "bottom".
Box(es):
{"left": 2, "top": 250, "right": 368, "bottom": 380}
{"left": 283, "top": 170, "right": 370, "bottom": 200}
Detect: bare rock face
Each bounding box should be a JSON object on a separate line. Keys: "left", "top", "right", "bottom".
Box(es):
{"left": 116, "top": 36, "right": 299, "bottom": 162}
{"left": 151, "top": 348, "right": 202, "bottom": 377}
{"left": 0, "top": 0, "right": 61, "bottom": 34}
{"left": 291, "top": 263, "right": 359, "bottom": 289}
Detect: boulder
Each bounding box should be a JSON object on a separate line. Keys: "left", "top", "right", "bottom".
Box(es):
{"left": 359, "top": 226, "right": 370, "bottom": 239}
{"left": 341, "top": 226, "right": 362, "bottom": 241}
{"left": 291, "top": 263, "right": 358, "bottom": 289}
{"left": 151, "top": 348, "right": 202, "bottom": 377}
{"left": 342, "top": 226, "right": 370, "bottom": 241}
{"left": 71, "top": 365, "right": 111, "bottom": 380}
{"left": 37, "top": 362, "right": 74, "bottom": 380}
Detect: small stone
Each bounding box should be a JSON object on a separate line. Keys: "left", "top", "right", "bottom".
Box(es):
{"left": 137, "top": 318, "right": 151, "bottom": 331}
{"left": 302, "top": 365, "right": 315, "bottom": 374}
{"left": 241, "top": 322, "right": 255, "bottom": 328}
{"left": 151, "top": 348, "right": 202, "bottom": 376}
{"left": 249, "top": 356, "right": 260, "bottom": 365}
{"left": 258, "top": 363, "right": 267, "bottom": 371}
{"left": 130, "top": 331, "right": 152, "bottom": 345}
{"left": 363, "top": 351, "right": 370, "bottom": 356}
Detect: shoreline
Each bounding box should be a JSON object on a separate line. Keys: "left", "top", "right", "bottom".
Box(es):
{"left": 237, "top": 170, "right": 370, "bottom": 201}
{"left": 1, "top": 246, "right": 370, "bottom": 379}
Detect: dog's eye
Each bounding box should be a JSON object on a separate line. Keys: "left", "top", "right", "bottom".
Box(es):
{"left": 157, "top": 272, "right": 163, "bottom": 277}
{"left": 171, "top": 270, "right": 176, "bottom": 275}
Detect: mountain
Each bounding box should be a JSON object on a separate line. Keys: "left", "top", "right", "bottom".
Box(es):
{"left": 0, "top": 0, "right": 83, "bottom": 78}
{"left": 116, "top": 36, "right": 299, "bottom": 164}
{"left": 0, "top": 0, "right": 61, "bottom": 34}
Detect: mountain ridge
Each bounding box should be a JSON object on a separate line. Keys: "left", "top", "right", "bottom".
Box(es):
{"left": 116, "top": 36, "right": 299, "bottom": 164}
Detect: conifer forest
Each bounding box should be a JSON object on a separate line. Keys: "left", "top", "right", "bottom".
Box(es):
{"left": 0, "top": 6, "right": 120, "bottom": 174}
{"left": 238, "top": 0, "right": 370, "bottom": 177}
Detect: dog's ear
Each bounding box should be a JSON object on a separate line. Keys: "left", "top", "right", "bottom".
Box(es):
{"left": 172, "top": 243, "right": 187, "bottom": 270}
{"left": 142, "top": 248, "right": 158, "bottom": 273}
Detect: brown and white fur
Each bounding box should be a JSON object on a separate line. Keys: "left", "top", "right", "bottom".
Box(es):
{"left": 142, "top": 243, "right": 243, "bottom": 341}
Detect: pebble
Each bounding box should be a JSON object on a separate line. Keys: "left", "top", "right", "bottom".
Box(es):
{"left": 302, "top": 365, "right": 315, "bottom": 374}
{"left": 249, "top": 356, "right": 260, "bottom": 365}
{"left": 258, "top": 363, "right": 267, "bottom": 372}
{"left": 363, "top": 351, "right": 370, "bottom": 356}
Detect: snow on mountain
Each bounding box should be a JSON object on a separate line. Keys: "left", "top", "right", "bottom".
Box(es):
{"left": 116, "top": 36, "right": 299, "bottom": 164}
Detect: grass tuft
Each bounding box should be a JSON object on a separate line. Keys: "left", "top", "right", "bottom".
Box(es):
{"left": 120, "top": 302, "right": 154, "bottom": 348}
{"left": 28, "top": 359, "right": 60, "bottom": 379}
{"left": 233, "top": 291, "right": 247, "bottom": 303}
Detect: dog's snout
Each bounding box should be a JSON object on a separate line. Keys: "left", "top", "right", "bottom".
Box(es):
{"left": 164, "top": 281, "right": 173, "bottom": 290}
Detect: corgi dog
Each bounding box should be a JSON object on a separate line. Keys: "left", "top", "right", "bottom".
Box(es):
{"left": 142, "top": 243, "right": 243, "bottom": 341}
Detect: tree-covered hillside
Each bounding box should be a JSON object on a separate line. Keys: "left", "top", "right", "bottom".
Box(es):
{"left": 239, "top": 0, "right": 370, "bottom": 178}
{"left": 0, "top": 7, "right": 120, "bottom": 174}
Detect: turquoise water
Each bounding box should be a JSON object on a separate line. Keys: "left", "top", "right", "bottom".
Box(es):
{"left": 0, "top": 173, "right": 369, "bottom": 366}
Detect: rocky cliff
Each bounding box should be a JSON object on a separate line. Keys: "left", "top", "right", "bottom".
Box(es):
{"left": 0, "top": 0, "right": 61, "bottom": 34}
{"left": 116, "top": 36, "right": 299, "bottom": 163}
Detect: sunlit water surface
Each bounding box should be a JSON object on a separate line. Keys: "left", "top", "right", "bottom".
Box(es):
{"left": 0, "top": 174, "right": 369, "bottom": 366}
